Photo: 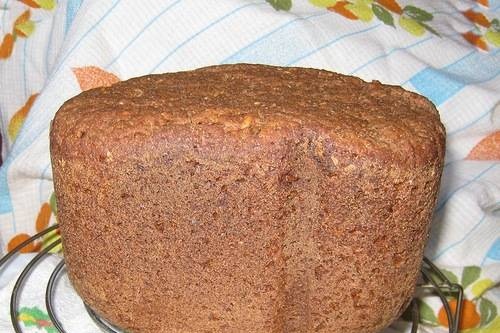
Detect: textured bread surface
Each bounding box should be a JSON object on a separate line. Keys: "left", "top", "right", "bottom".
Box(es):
{"left": 50, "top": 64, "right": 445, "bottom": 333}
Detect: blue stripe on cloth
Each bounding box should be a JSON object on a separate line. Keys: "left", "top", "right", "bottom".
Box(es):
{"left": 432, "top": 213, "right": 487, "bottom": 260}
{"left": 38, "top": 163, "right": 51, "bottom": 202}
{"left": 0, "top": 167, "right": 16, "bottom": 222}
{"left": 45, "top": 1, "right": 58, "bottom": 76}
{"left": 443, "top": 159, "right": 461, "bottom": 168}
{"left": 435, "top": 163, "right": 498, "bottom": 212}
{"left": 483, "top": 238, "right": 500, "bottom": 265}
{"left": 0, "top": 1, "right": 122, "bottom": 215}
{"left": 286, "top": 24, "right": 383, "bottom": 66}
{"left": 20, "top": 0, "right": 122, "bottom": 134}
{"left": 447, "top": 105, "right": 495, "bottom": 137}
{"left": 65, "top": 0, "right": 83, "bottom": 34}
{"left": 350, "top": 36, "right": 433, "bottom": 75}
{"left": 1, "top": 0, "right": 9, "bottom": 31}
{"left": 351, "top": 30, "right": 461, "bottom": 78}
{"left": 409, "top": 49, "right": 500, "bottom": 106}
{"left": 23, "top": 38, "right": 28, "bottom": 99}
{"left": 221, "top": 12, "right": 328, "bottom": 64}
{"left": 106, "top": 0, "right": 183, "bottom": 69}
{"left": 149, "top": 1, "right": 265, "bottom": 73}
{"left": 0, "top": 176, "right": 12, "bottom": 214}
{"left": 51, "top": 0, "right": 122, "bottom": 77}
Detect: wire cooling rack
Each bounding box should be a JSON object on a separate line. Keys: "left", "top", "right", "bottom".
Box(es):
{"left": 0, "top": 224, "right": 464, "bottom": 333}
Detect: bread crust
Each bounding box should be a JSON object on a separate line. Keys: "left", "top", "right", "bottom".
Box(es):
{"left": 50, "top": 64, "right": 445, "bottom": 333}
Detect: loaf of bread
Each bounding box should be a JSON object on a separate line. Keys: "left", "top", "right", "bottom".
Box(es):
{"left": 50, "top": 64, "right": 445, "bottom": 333}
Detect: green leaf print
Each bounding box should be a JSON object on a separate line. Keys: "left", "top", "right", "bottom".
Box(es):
{"left": 440, "top": 268, "right": 459, "bottom": 284}
{"left": 485, "top": 30, "right": 500, "bottom": 47}
{"left": 420, "top": 21, "right": 440, "bottom": 37}
{"left": 472, "top": 278, "right": 494, "bottom": 298}
{"left": 480, "top": 298, "right": 498, "bottom": 327}
{"left": 37, "top": 0, "right": 56, "bottom": 10}
{"left": 372, "top": 4, "right": 394, "bottom": 27}
{"left": 403, "top": 5, "right": 433, "bottom": 22}
{"left": 15, "top": 20, "right": 35, "bottom": 37}
{"left": 399, "top": 16, "right": 425, "bottom": 36}
{"left": 347, "top": 0, "right": 374, "bottom": 22}
{"left": 50, "top": 192, "right": 57, "bottom": 215}
{"left": 309, "top": 0, "right": 337, "bottom": 7}
{"left": 18, "top": 306, "right": 56, "bottom": 333}
{"left": 462, "top": 266, "right": 481, "bottom": 289}
{"left": 418, "top": 300, "right": 438, "bottom": 325}
{"left": 267, "top": 0, "right": 292, "bottom": 11}
{"left": 490, "top": 18, "right": 500, "bottom": 32}
{"left": 482, "top": 316, "right": 500, "bottom": 332}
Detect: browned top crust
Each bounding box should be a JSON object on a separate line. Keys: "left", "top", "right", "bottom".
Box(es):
{"left": 51, "top": 64, "right": 445, "bottom": 166}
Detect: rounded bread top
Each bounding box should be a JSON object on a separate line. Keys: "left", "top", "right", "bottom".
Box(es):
{"left": 51, "top": 64, "right": 445, "bottom": 166}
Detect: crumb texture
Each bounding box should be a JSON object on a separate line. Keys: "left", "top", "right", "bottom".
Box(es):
{"left": 50, "top": 64, "right": 445, "bottom": 333}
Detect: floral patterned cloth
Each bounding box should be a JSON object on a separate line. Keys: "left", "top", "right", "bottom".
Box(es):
{"left": 0, "top": 0, "right": 499, "bottom": 332}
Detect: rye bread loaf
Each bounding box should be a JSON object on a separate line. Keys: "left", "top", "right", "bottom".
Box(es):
{"left": 50, "top": 64, "right": 445, "bottom": 333}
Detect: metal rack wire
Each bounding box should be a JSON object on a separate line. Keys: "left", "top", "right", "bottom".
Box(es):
{"left": 0, "top": 224, "right": 463, "bottom": 333}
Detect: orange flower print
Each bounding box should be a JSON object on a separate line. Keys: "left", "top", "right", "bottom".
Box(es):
{"left": 308, "top": 0, "right": 439, "bottom": 37}
{"left": 7, "top": 233, "right": 40, "bottom": 253}
{"left": 463, "top": 9, "right": 491, "bottom": 28}
{"left": 0, "top": 33, "right": 15, "bottom": 59}
{"left": 0, "top": 1, "right": 56, "bottom": 61}
{"left": 14, "top": 9, "right": 35, "bottom": 38}
{"left": 36, "top": 202, "right": 52, "bottom": 233}
{"left": 438, "top": 299, "right": 481, "bottom": 330}
{"left": 72, "top": 66, "right": 120, "bottom": 91}
{"left": 462, "top": 31, "right": 489, "bottom": 51}
{"left": 467, "top": 131, "right": 500, "bottom": 160}
{"left": 20, "top": 0, "right": 56, "bottom": 10}
{"left": 413, "top": 266, "right": 498, "bottom": 331}
{"left": 19, "top": 0, "right": 41, "bottom": 8}
{"left": 8, "top": 93, "right": 38, "bottom": 141}
{"left": 476, "top": 0, "right": 489, "bottom": 7}
{"left": 375, "top": 0, "right": 402, "bottom": 14}
{"left": 328, "top": 1, "right": 358, "bottom": 20}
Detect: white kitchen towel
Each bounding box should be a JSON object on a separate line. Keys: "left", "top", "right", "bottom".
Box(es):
{"left": 0, "top": 0, "right": 499, "bottom": 332}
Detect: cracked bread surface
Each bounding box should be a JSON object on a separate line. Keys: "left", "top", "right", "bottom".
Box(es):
{"left": 50, "top": 64, "right": 445, "bottom": 333}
